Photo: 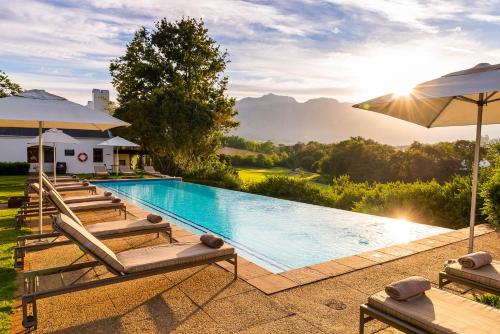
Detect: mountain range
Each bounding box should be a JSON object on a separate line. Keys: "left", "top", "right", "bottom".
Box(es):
{"left": 234, "top": 94, "right": 499, "bottom": 145}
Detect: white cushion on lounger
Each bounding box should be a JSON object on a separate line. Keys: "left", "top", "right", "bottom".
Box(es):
{"left": 368, "top": 287, "right": 500, "bottom": 334}
{"left": 54, "top": 214, "right": 125, "bottom": 273}
{"left": 86, "top": 219, "right": 169, "bottom": 236}
{"left": 445, "top": 260, "right": 500, "bottom": 290}
{"left": 66, "top": 200, "right": 122, "bottom": 210}
{"left": 117, "top": 242, "right": 234, "bottom": 273}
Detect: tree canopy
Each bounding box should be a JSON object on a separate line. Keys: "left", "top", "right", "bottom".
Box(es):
{"left": 0, "top": 70, "right": 22, "bottom": 98}
{"left": 110, "top": 18, "right": 238, "bottom": 174}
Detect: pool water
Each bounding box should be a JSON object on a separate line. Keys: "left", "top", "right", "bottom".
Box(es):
{"left": 96, "top": 179, "right": 450, "bottom": 273}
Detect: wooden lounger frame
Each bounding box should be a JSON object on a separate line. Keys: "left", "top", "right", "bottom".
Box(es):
{"left": 438, "top": 271, "right": 500, "bottom": 295}
{"left": 359, "top": 304, "right": 428, "bottom": 334}
{"left": 22, "top": 217, "right": 237, "bottom": 329}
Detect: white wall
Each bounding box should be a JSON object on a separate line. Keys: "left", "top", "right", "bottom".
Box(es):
{"left": 0, "top": 136, "right": 114, "bottom": 174}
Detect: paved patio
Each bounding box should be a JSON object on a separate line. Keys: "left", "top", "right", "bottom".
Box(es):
{"left": 10, "top": 189, "right": 500, "bottom": 334}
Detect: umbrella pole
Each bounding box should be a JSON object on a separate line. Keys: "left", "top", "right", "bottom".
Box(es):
{"left": 38, "top": 121, "right": 43, "bottom": 235}
{"left": 53, "top": 143, "right": 57, "bottom": 185}
{"left": 467, "top": 96, "right": 484, "bottom": 254}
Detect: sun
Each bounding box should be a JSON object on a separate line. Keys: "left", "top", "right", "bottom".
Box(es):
{"left": 393, "top": 84, "right": 415, "bottom": 97}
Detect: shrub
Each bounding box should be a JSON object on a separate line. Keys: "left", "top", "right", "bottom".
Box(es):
{"left": 474, "top": 293, "right": 500, "bottom": 309}
{"left": 0, "top": 162, "right": 30, "bottom": 175}
{"left": 481, "top": 168, "right": 500, "bottom": 228}
{"left": 246, "top": 176, "right": 334, "bottom": 206}
{"left": 184, "top": 157, "right": 241, "bottom": 190}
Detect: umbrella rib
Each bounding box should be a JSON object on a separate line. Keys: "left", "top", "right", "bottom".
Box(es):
{"left": 455, "top": 95, "right": 479, "bottom": 104}
{"left": 486, "top": 96, "right": 500, "bottom": 104}
{"left": 485, "top": 91, "right": 497, "bottom": 102}
{"left": 427, "top": 97, "right": 455, "bottom": 128}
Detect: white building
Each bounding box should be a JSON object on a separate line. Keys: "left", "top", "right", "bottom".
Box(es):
{"left": 0, "top": 89, "right": 125, "bottom": 174}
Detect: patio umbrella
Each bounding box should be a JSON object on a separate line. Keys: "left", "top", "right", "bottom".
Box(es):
{"left": 27, "top": 128, "right": 79, "bottom": 185}
{"left": 0, "top": 90, "right": 129, "bottom": 234}
{"left": 98, "top": 136, "right": 140, "bottom": 174}
{"left": 353, "top": 63, "right": 500, "bottom": 253}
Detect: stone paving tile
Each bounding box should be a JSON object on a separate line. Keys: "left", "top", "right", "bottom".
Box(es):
{"left": 35, "top": 299, "right": 118, "bottom": 333}
{"left": 357, "top": 251, "right": 398, "bottom": 263}
{"left": 176, "top": 265, "right": 255, "bottom": 306}
{"left": 308, "top": 260, "right": 354, "bottom": 277}
{"left": 236, "top": 262, "right": 273, "bottom": 280}
{"left": 428, "top": 234, "right": 463, "bottom": 243}
{"left": 247, "top": 274, "right": 298, "bottom": 294}
{"left": 122, "top": 308, "right": 228, "bottom": 334}
{"left": 279, "top": 267, "right": 329, "bottom": 285}
{"left": 335, "top": 265, "right": 411, "bottom": 295}
{"left": 413, "top": 237, "right": 449, "bottom": 248}
{"left": 396, "top": 241, "right": 434, "bottom": 252}
{"left": 377, "top": 246, "right": 416, "bottom": 257}
{"left": 237, "top": 314, "right": 325, "bottom": 334}
{"left": 335, "top": 255, "right": 379, "bottom": 270}
{"left": 272, "top": 279, "right": 386, "bottom": 334}
{"left": 202, "top": 290, "right": 293, "bottom": 332}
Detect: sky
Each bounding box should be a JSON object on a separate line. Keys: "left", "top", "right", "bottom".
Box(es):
{"left": 1, "top": 1, "right": 500, "bottom": 106}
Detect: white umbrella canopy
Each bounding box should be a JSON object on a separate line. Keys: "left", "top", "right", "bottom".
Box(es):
{"left": 98, "top": 136, "right": 140, "bottom": 173}
{"left": 27, "top": 129, "right": 79, "bottom": 185}
{"left": 0, "top": 90, "right": 129, "bottom": 130}
{"left": 98, "top": 136, "right": 140, "bottom": 148}
{"left": 353, "top": 63, "right": 500, "bottom": 253}
{"left": 0, "top": 90, "right": 130, "bottom": 234}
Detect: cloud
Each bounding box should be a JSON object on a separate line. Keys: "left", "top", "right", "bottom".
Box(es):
{"left": 1, "top": 0, "right": 500, "bottom": 107}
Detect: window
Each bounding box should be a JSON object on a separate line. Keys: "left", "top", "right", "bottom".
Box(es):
{"left": 93, "top": 148, "right": 103, "bottom": 163}
{"left": 27, "top": 146, "right": 54, "bottom": 163}
{"left": 65, "top": 149, "right": 75, "bottom": 156}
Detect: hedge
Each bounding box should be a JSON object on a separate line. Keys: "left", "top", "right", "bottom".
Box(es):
{"left": 0, "top": 162, "right": 30, "bottom": 175}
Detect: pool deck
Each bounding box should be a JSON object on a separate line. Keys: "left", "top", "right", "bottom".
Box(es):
{"left": 11, "top": 186, "right": 499, "bottom": 333}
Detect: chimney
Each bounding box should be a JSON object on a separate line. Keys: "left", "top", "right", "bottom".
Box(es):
{"left": 90, "top": 89, "right": 110, "bottom": 114}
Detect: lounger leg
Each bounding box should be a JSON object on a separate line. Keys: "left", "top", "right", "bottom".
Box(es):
{"left": 14, "top": 247, "right": 25, "bottom": 270}
{"left": 233, "top": 255, "right": 238, "bottom": 280}
{"left": 359, "top": 306, "right": 369, "bottom": 334}
{"left": 438, "top": 272, "right": 449, "bottom": 289}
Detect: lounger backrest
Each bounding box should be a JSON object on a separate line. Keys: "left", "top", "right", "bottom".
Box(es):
{"left": 119, "top": 165, "right": 132, "bottom": 173}
{"left": 94, "top": 165, "right": 108, "bottom": 173}
{"left": 41, "top": 175, "right": 58, "bottom": 193}
{"left": 143, "top": 166, "right": 155, "bottom": 173}
{"left": 47, "top": 190, "right": 84, "bottom": 226}
{"left": 53, "top": 214, "right": 125, "bottom": 274}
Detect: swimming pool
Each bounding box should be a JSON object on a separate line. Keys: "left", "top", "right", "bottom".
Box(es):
{"left": 96, "top": 179, "right": 450, "bottom": 273}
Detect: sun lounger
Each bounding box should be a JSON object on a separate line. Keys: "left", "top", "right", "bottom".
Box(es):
{"left": 143, "top": 165, "right": 182, "bottom": 180}
{"left": 439, "top": 260, "right": 500, "bottom": 295}
{"left": 94, "top": 165, "right": 110, "bottom": 177}
{"left": 119, "top": 165, "right": 136, "bottom": 176}
{"left": 16, "top": 186, "right": 126, "bottom": 226}
{"left": 360, "top": 286, "right": 500, "bottom": 334}
{"left": 14, "top": 191, "right": 171, "bottom": 269}
{"left": 21, "top": 213, "right": 237, "bottom": 329}
{"left": 26, "top": 175, "right": 96, "bottom": 195}
{"left": 22, "top": 180, "right": 111, "bottom": 209}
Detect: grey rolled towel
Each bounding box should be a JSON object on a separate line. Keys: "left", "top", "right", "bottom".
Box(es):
{"left": 104, "top": 191, "right": 112, "bottom": 197}
{"left": 200, "top": 234, "right": 224, "bottom": 249}
{"left": 458, "top": 251, "right": 493, "bottom": 269}
{"left": 147, "top": 214, "right": 163, "bottom": 224}
{"left": 111, "top": 197, "right": 121, "bottom": 203}
{"left": 71, "top": 175, "right": 78, "bottom": 179}
{"left": 385, "top": 276, "right": 431, "bottom": 301}
{"left": 82, "top": 181, "right": 90, "bottom": 186}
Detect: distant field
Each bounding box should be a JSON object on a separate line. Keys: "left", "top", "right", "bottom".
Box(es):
{"left": 235, "top": 167, "right": 330, "bottom": 188}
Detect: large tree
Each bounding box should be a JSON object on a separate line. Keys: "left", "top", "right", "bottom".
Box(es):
{"left": 0, "top": 70, "right": 22, "bottom": 98}
{"left": 110, "top": 18, "right": 238, "bottom": 174}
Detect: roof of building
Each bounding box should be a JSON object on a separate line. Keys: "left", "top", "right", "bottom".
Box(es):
{"left": 0, "top": 127, "right": 112, "bottom": 139}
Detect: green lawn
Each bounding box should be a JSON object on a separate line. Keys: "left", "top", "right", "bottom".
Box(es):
{"left": 0, "top": 176, "right": 27, "bottom": 333}
{"left": 235, "top": 167, "right": 330, "bottom": 189}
